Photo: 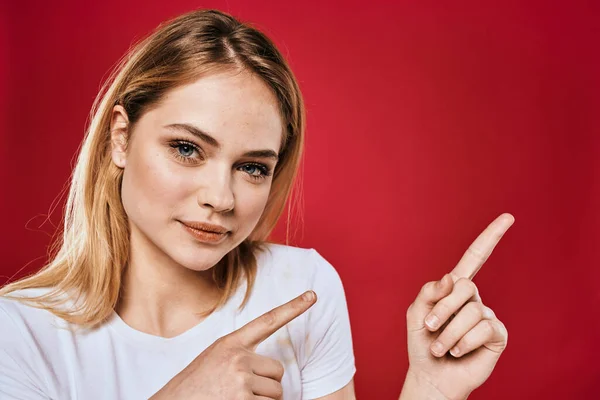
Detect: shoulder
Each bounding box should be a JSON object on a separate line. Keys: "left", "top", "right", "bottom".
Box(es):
{"left": 0, "top": 287, "right": 70, "bottom": 338}
{"left": 0, "top": 287, "right": 56, "bottom": 317}
{"left": 256, "top": 242, "right": 343, "bottom": 288}
{"left": 249, "top": 242, "right": 350, "bottom": 333}
{"left": 240, "top": 242, "right": 348, "bottom": 315}
{"left": 0, "top": 288, "right": 66, "bottom": 397}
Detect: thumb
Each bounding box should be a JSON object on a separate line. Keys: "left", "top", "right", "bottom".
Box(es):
{"left": 406, "top": 274, "right": 454, "bottom": 331}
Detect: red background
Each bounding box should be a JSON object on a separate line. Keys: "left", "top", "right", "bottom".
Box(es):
{"left": 2, "top": 1, "right": 599, "bottom": 399}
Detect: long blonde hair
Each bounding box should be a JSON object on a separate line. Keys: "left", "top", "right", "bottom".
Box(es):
{"left": 0, "top": 9, "right": 305, "bottom": 327}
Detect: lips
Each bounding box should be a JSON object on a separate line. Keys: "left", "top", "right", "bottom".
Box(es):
{"left": 180, "top": 220, "right": 229, "bottom": 234}
{"left": 179, "top": 220, "right": 230, "bottom": 244}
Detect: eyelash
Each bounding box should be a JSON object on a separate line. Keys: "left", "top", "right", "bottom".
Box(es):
{"left": 168, "top": 139, "right": 273, "bottom": 181}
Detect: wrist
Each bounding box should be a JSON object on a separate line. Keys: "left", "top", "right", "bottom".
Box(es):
{"left": 399, "top": 368, "right": 458, "bottom": 400}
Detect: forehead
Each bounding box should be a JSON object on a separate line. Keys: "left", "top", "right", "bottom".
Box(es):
{"left": 149, "top": 70, "right": 283, "bottom": 151}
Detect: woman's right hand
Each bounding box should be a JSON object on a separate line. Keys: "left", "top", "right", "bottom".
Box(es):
{"left": 149, "top": 290, "right": 317, "bottom": 400}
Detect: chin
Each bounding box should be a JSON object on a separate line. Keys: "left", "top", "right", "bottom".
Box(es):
{"left": 173, "top": 249, "right": 225, "bottom": 272}
{"left": 171, "top": 241, "right": 239, "bottom": 273}
{"left": 160, "top": 225, "right": 251, "bottom": 272}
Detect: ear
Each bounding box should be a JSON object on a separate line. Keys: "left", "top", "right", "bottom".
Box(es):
{"left": 110, "top": 105, "right": 130, "bottom": 168}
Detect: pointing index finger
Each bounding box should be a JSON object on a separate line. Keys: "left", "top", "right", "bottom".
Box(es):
{"left": 232, "top": 290, "right": 317, "bottom": 350}
{"left": 450, "top": 213, "right": 515, "bottom": 282}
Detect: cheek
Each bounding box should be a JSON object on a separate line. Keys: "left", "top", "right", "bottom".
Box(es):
{"left": 234, "top": 183, "right": 272, "bottom": 226}
{"left": 120, "top": 150, "right": 187, "bottom": 221}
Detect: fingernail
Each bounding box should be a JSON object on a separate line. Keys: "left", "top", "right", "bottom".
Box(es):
{"left": 431, "top": 341, "right": 444, "bottom": 355}
{"left": 450, "top": 346, "right": 460, "bottom": 356}
{"left": 302, "top": 291, "right": 314, "bottom": 302}
{"left": 425, "top": 314, "right": 439, "bottom": 329}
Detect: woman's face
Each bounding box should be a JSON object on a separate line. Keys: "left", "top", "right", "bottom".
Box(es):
{"left": 110, "top": 70, "right": 283, "bottom": 272}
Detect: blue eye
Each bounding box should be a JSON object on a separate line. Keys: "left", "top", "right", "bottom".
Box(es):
{"left": 177, "top": 144, "right": 195, "bottom": 157}
{"left": 240, "top": 163, "right": 271, "bottom": 181}
{"left": 242, "top": 165, "right": 260, "bottom": 175}
{"left": 168, "top": 140, "right": 201, "bottom": 164}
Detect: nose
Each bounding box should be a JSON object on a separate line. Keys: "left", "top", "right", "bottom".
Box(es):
{"left": 196, "top": 164, "right": 235, "bottom": 213}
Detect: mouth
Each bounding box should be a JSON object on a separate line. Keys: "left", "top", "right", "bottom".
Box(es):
{"left": 179, "top": 221, "right": 230, "bottom": 244}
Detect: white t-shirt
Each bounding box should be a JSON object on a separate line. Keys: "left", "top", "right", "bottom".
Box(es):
{"left": 0, "top": 244, "right": 356, "bottom": 400}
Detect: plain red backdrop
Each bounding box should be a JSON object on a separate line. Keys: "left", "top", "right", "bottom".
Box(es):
{"left": 2, "top": 1, "right": 599, "bottom": 399}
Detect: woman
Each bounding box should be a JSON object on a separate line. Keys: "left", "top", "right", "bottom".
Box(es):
{"left": 0, "top": 9, "right": 512, "bottom": 400}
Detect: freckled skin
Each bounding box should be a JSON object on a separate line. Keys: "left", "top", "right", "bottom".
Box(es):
{"left": 110, "top": 70, "right": 285, "bottom": 341}
{"left": 112, "top": 70, "right": 283, "bottom": 277}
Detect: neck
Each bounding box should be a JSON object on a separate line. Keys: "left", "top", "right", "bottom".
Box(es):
{"left": 115, "top": 226, "right": 221, "bottom": 338}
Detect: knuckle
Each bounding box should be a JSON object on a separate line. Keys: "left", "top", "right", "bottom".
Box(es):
{"left": 273, "top": 382, "right": 284, "bottom": 399}
{"left": 466, "top": 245, "right": 487, "bottom": 263}
{"left": 460, "top": 334, "right": 474, "bottom": 350}
{"left": 235, "top": 371, "right": 252, "bottom": 389}
{"left": 455, "top": 277, "right": 475, "bottom": 292}
{"left": 434, "top": 300, "right": 452, "bottom": 318}
{"left": 420, "top": 281, "right": 436, "bottom": 296}
{"left": 498, "top": 319, "right": 507, "bottom": 334}
{"left": 482, "top": 305, "right": 496, "bottom": 319}
{"left": 482, "top": 319, "right": 497, "bottom": 337}
{"left": 274, "top": 360, "right": 285, "bottom": 380}
{"left": 260, "top": 309, "right": 278, "bottom": 328}
{"left": 458, "top": 278, "right": 480, "bottom": 298}
{"left": 406, "top": 302, "right": 416, "bottom": 318}
{"left": 466, "top": 301, "right": 484, "bottom": 318}
{"left": 497, "top": 319, "right": 508, "bottom": 341}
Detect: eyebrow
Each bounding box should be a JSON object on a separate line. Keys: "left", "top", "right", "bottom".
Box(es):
{"left": 164, "top": 123, "right": 279, "bottom": 161}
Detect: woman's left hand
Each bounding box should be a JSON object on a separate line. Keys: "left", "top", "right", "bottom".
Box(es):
{"left": 403, "top": 213, "right": 514, "bottom": 400}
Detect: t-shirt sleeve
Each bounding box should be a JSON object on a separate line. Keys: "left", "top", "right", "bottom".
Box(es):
{"left": 300, "top": 249, "right": 356, "bottom": 399}
{"left": 0, "top": 303, "right": 50, "bottom": 399}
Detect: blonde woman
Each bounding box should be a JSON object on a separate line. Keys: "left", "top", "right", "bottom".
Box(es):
{"left": 0, "top": 9, "right": 512, "bottom": 400}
